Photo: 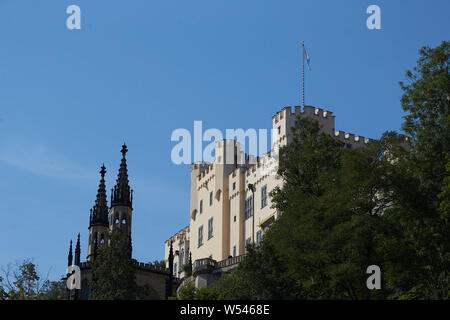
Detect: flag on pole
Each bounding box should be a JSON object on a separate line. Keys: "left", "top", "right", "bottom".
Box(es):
{"left": 303, "top": 46, "right": 311, "bottom": 70}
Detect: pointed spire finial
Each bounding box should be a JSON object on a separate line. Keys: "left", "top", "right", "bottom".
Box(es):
{"left": 100, "top": 164, "right": 106, "bottom": 177}
{"left": 68, "top": 240, "right": 73, "bottom": 267}
{"left": 121, "top": 144, "right": 128, "bottom": 157}
{"left": 75, "top": 233, "right": 81, "bottom": 266}
{"left": 91, "top": 164, "right": 109, "bottom": 227}
{"left": 111, "top": 144, "right": 132, "bottom": 208}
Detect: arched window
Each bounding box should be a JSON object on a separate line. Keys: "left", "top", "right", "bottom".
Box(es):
{"left": 100, "top": 234, "right": 105, "bottom": 244}
{"left": 121, "top": 218, "right": 126, "bottom": 225}
{"left": 191, "top": 209, "right": 197, "bottom": 221}
{"left": 215, "top": 189, "right": 222, "bottom": 201}
{"left": 180, "top": 249, "right": 184, "bottom": 265}
{"left": 115, "top": 218, "right": 119, "bottom": 224}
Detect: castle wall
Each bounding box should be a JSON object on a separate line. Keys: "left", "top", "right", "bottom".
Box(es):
{"left": 165, "top": 226, "right": 190, "bottom": 278}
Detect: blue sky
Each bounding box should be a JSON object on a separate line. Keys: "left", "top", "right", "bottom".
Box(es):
{"left": 0, "top": 1, "right": 448, "bottom": 281}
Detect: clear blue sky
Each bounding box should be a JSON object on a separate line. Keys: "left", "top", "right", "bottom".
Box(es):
{"left": 0, "top": 1, "right": 448, "bottom": 281}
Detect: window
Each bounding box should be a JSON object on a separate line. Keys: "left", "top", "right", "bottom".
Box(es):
{"left": 233, "top": 215, "right": 236, "bottom": 222}
{"left": 245, "top": 237, "right": 252, "bottom": 253}
{"left": 232, "top": 182, "right": 236, "bottom": 190}
{"left": 262, "top": 217, "right": 274, "bottom": 232}
{"left": 244, "top": 196, "right": 254, "bottom": 220}
{"left": 180, "top": 249, "right": 184, "bottom": 265}
{"left": 277, "top": 126, "right": 281, "bottom": 135}
{"left": 198, "top": 226, "right": 203, "bottom": 247}
{"left": 256, "top": 230, "right": 263, "bottom": 246}
{"left": 261, "top": 185, "right": 267, "bottom": 208}
{"left": 209, "top": 192, "right": 213, "bottom": 206}
{"left": 346, "top": 143, "right": 352, "bottom": 149}
{"left": 233, "top": 246, "right": 236, "bottom": 257}
{"left": 200, "top": 200, "right": 203, "bottom": 214}
{"left": 208, "top": 218, "right": 214, "bottom": 239}
{"left": 174, "top": 263, "right": 177, "bottom": 277}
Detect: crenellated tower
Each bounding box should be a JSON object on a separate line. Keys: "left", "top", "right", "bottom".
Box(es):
{"left": 87, "top": 164, "right": 109, "bottom": 262}
{"left": 109, "top": 144, "right": 133, "bottom": 257}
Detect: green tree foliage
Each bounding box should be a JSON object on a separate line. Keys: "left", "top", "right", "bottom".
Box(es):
{"left": 150, "top": 260, "right": 166, "bottom": 269}
{"left": 0, "top": 259, "right": 65, "bottom": 300}
{"left": 178, "top": 243, "right": 300, "bottom": 300}
{"left": 177, "top": 282, "right": 197, "bottom": 300}
{"left": 392, "top": 40, "right": 450, "bottom": 299}
{"left": 39, "top": 279, "right": 67, "bottom": 300}
{"left": 89, "top": 229, "right": 139, "bottom": 300}
{"left": 182, "top": 263, "right": 192, "bottom": 278}
{"left": 0, "top": 276, "right": 7, "bottom": 300}
{"left": 264, "top": 118, "right": 410, "bottom": 299}
{"left": 399, "top": 41, "right": 449, "bottom": 192}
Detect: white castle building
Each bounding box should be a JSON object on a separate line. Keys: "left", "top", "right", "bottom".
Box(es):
{"left": 164, "top": 105, "right": 370, "bottom": 286}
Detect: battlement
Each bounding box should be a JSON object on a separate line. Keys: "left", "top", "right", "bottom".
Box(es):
{"left": 134, "top": 261, "right": 170, "bottom": 274}
{"left": 166, "top": 225, "right": 190, "bottom": 244}
{"left": 334, "top": 130, "right": 370, "bottom": 146}
{"left": 190, "top": 161, "right": 213, "bottom": 173}
{"left": 273, "top": 105, "right": 335, "bottom": 124}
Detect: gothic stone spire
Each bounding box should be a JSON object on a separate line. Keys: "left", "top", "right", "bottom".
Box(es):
{"left": 68, "top": 240, "right": 73, "bottom": 267}
{"left": 74, "top": 233, "right": 81, "bottom": 266}
{"left": 111, "top": 144, "right": 133, "bottom": 208}
{"left": 168, "top": 240, "right": 174, "bottom": 275}
{"left": 90, "top": 164, "right": 109, "bottom": 227}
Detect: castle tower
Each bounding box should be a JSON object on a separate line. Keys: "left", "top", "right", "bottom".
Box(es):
{"left": 109, "top": 144, "right": 133, "bottom": 257}
{"left": 87, "top": 164, "right": 109, "bottom": 262}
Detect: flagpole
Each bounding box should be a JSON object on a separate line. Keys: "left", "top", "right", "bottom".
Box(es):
{"left": 302, "top": 40, "right": 305, "bottom": 107}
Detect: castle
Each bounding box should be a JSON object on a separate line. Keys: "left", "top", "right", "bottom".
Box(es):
{"left": 164, "top": 105, "right": 370, "bottom": 289}
{"left": 64, "top": 105, "right": 370, "bottom": 298}
{"left": 65, "top": 144, "right": 177, "bottom": 300}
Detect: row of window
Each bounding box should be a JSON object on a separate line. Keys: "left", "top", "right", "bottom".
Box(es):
{"left": 197, "top": 185, "right": 268, "bottom": 247}
{"left": 200, "top": 185, "right": 268, "bottom": 217}
{"left": 198, "top": 217, "right": 214, "bottom": 247}
{"left": 243, "top": 185, "right": 268, "bottom": 220}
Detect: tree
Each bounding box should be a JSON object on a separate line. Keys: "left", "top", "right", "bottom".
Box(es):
{"left": 182, "top": 263, "right": 192, "bottom": 277}
{"left": 150, "top": 260, "right": 166, "bottom": 269}
{"left": 399, "top": 40, "right": 449, "bottom": 193}
{"left": 0, "top": 261, "right": 75, "bottom": 300}
{"left": 0, "top": 276, "right": 6, "bottom": 300}
{"left": 264, "top": 117, "right": 415, "bottom": 299}
{"left": 177, "top": 282, "right": 197, "bottom": 300}
{"left": 89, "top": 229, "right": 138, "bottom": 300}
{"left": 0, "top": 259, "right": 56, "bottom": 300}
{"left": 39, "top": 279, "right": 67, "bottom": 300}
{"left": 392, "top": 41, "right": 450, "bottom": 299}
